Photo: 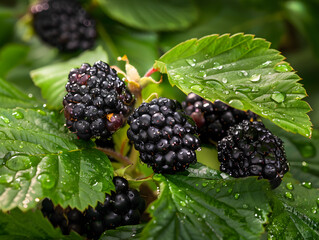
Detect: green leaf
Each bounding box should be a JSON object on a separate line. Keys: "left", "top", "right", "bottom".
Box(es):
{"left": 141, "top": 163, "right": 271, "bottom": 240}
{"left": 0, "top": 44, "right": 30, "bottom": 77}
{"left": 0, "top": 108, "right": 113, "bottom": 211}
{"left": 0, "top": 208, "right": 82, "bottom": 240}
{"left": 0, "top": 78, "right": 38, "bottom": 109}
{"left": 30, "top": 46, "right": 108, "bottom": 109}
{"left": 100, "top": 224, "right": 144, "bottom": 240}
{"left": 154, "top": 33, "right": 312, "bottom": 138}
{"left": 267, "top": 176, "right": 319, "bottom": 239}
{"left": 96, "top": 0, "right": 198, "bottom": 31}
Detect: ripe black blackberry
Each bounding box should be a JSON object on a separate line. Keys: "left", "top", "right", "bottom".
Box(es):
{"left": 31, "top": 0, "right": 96, "bottom": 52}
{"left": 41, "top": 177, "right": 145, "bottom": 239}
{"left": 182, "top": 93, "right": 258, "bottom": 143}
{"left": 217, "top": 120, "right": 288, "bottom": 188}
{"left": 127, "top": 97, "right": 200, "bottom": 173}
{"left": 63, "top": 61, "right": 135, "bottom": 140}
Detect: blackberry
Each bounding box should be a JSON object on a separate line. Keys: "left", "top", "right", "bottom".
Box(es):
{"left": 31, "top": 0, "right": 96, "bottom": 52}
{"left": 182, "top": 93, "right": 258, "bottom": 143}
{"left": 41, "top": 177, "right": 145, "bottom": 239}
{"left": 217, "top": 120, "right": 288, "bottom": 188}
{"left": 127, "top": 97, "right": 200, "bottom": 173}
{"left": 63, "top": 61, "right": 135, "bottom": 140}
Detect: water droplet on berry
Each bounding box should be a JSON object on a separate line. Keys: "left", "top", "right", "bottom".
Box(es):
{"left": 274, "top": 63, "right": 292, "bottom": 72}
{"left": 6, "top": 155, "right": 32, "bottom": 171}
{"left": 284, "top": 191, "right": 294, "bottom": 200}
{"left": 229, "top": 99, "right": 244, "bottom": 110}
{"left": 37, "top": 173, "right": 56, "bottom": 189}
{"left": 250, "top": 74, "right": 261, "bottom": 82}
{"left": 12, "top": 111, "right": 24, "bottom": 119}
{"left": 234, "top": 193, "right": 240, "bottom": 200}
{"left": 271, "top": 92, "right": 285, "bottom": 103}
{"left": 301, "top": 181, "right": 312, "bottom": 189}
{"left": 0, "top": 173, "right": 14, "bottom": 183}
{"left": 286, "top": 182, "right": 294, "bottom": 190}
{"left": 0, "top": 116, "right": 10, "bottom": 124}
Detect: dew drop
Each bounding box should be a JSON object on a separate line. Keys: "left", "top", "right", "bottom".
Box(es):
{"left": 311, "top": 207, "right": 317, "bottom": 214}
{"left": 6, "top": 155, "right": 32, "bottom": 171}
{"left": 236, "top": 87, "right": 251, "bottom": 93}
{"left": 284, "top": 191, "right": 294, "bottom": 200}
{"left": 202, "top": 182, "right": 208, "bottom": 187}
{"left": 238, "top": 70, "right": 248, "bottom": 77}
{"left": 250, "top": 74, "right": 261, "bottom": 82}
{"left": 37, "top": 109, "right": 46, "bottom": 116}
{"left": 271, "top": 92, "right": 285, "bottom": 103}
{"left": 0, "top": 173, "right": 14, "bottom": 183}
{"left": 222, "top": 78, "right": 228, "bottom": 83}
{"left": 37, "top": 173, "right": 56, "bottom": 189}
{"left": 261, "top": 61, "right": 272, "bottom": 67}
{"left": 301, "top": 181, "right": 312, "bottom": 189}
{"left": 316, "top": 198, "right": 319, "bottom": 207}
{"left": 274, "top": 63, "right": 292, "bottom": 72}
{"left": 242, "top": 204, "right": 248, "bottom": 209}
{"left": 186, "top": 59, "right": 196, "bottom": 67}
{"left": 0, "top": 116, "right": 10, "bottom": 124}
{"left": 234, "top": 193, "right": 240, "bottom": 200}
{"left": 223, "top": 90, "right": 230, "bottom": 95}
{"left": 12, "top": 111, "right": 24, "bottom": 119}
{"left": 229, "top": 99, "right": 244, "bottom": 110}
{"left": 299, "top": 144, "right": 316, "bottom": 158}
{"left": 19, "top": 145, "right": 24, "bottom": 149}
{"left": 302, "top": 161, "right": 309, "bottom": 172}
{"left": 286, "top": 182, "right": 294, "bottom": 190}
{"left": 191, "top": 85, "right": 203, "bottom": 92}
{"left": 28, "top": 93, "right": 33, "bottom": 98}
{"left": 180, "top": 201, "right": 187, "bottom": 207}
{"left": 197, "top": 71, "right": 207, "bottom": 78}
{"left": 254, "top": 207, "right": 265, "bottom": 221}
{"left": 228, "top": 188, "right": 233, "bottom": 193}
{"left": 216, "top": 188, "right": 221, "bottom": 193}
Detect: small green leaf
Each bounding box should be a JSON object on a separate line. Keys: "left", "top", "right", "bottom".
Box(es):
{"left": 142, "top": 163, "right": 271, "bottom": 240}
{"left": 0, "top": 44, "right": 29, "bottom": 77}
{"left": 154, "top": 34, "right": 312, "bottom": 138}
{"left": 267, "top": 176, "right": 319, "bottom": 239}
{"left": 97, "top": 0, "right": 198, "bottom": 31}
{"left": 0, "top": 78, "right": 38, "bottom": 109}
{"left": 0, "top": 208, "right": 82, "bottom": 240}
{"left": 30, "top": 46, "right": 108, "bottom": 109}
{"left": 0, "top": 108, "right": 113, "bottom": 211}
{"left": 100, "top": 224, "right": 144, "bottom": 240}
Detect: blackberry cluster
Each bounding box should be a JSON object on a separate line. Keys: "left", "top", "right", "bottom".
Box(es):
{"left": 218, "top": 120, "right": 288, "bottom": 188}
{"left": 127, "top": 97, "right": 200, "bottom": 173}
{"left": 63, "top": 61, "right": 135, "bottom": 140}
{"left": 182, "top": 93, "right": 258, "bottom": 143}
{"left": 41, "top": 177, "right": 145, "bottom": 239}
{"left": 31, "top": 0, "right": 96, "bottom": 52}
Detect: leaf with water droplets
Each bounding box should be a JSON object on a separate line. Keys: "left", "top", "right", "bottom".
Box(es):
{"left": 0, "top": 108, "right": 113, "bottom": 211}
{"left": 154, "top": 33, "right": 312, "bottom": 137}
{"left": 268, "top": 176, "right": 319, "bottom": 239}
{"left": 141, "top": 163, "right": 271, "bottom": 240}
{"left": 100, "top": 224, "right": 145, "bottom": 240}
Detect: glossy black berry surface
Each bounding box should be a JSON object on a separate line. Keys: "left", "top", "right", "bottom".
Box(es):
{"left": 127, "top": 97, "right": 200, "bottom": 174}
{"left": 182, "top": 93, "right": 258, "bottom": 143}
{"left": 63, "top": 61, "right": 135, "bottom": 140}
{"left": 217, "top": 120, "right": 289, "bottom": 188}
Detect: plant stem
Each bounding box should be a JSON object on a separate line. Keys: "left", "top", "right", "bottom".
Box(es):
{"left": 144, "top": 67, "right": 158, "bottom": 77}
{"left": 96, "top": 147, "right": 132, "bottom": 166}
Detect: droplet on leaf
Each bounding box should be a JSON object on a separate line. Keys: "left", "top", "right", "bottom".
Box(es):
{"left": 271, "top": 92, "right": 285, "bottom": 103}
